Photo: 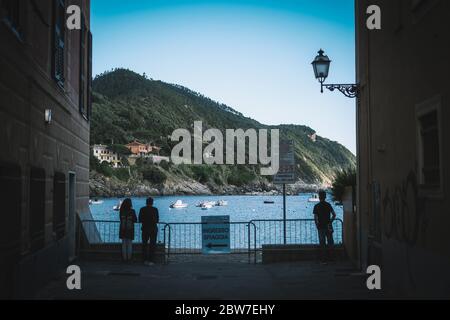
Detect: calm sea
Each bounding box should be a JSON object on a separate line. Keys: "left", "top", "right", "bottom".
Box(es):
{"left": 89, "top": 194, "right": 343, "bottom": 223}
{"left": 87, "top": 194, "right": 344, "bottom": 248}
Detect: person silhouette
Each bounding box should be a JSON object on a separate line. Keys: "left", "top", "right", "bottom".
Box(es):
{"left": 119, "top": 198, "right": 137, "bottom": 262}
{"left": 313, "top": 191, "right": 336, "bottom": 263}
{"left": 139, "top": 197, "right": 159, "bottom": 266}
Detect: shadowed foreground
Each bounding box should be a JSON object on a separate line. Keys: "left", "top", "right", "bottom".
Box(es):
{"left": 34, "top": 256, "right": 385, "bottom": 300}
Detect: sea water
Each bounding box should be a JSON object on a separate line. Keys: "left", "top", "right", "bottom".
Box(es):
{"left": 88, "top": 194, "right": 344, "bottom": 248}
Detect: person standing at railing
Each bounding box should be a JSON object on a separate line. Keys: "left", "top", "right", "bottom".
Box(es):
{"left": 313, "top": 191, "right": 336, "bottom": 264}
{"left": 139, "top": 197, "right": 160, "bottom": 266}
{"left": 119, "top": 198, "right": 137, "bottom": 262}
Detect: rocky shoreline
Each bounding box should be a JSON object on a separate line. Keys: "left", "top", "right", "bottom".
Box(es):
{"left": 89, "top": 171, "right": 328, "bottom": 198}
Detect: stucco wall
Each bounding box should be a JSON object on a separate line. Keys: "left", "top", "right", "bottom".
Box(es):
{"left": 356, "top": 0, "right": 450, "bottom": 298}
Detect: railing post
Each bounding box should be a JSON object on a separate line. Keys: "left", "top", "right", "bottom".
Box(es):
{"left": 247, "top": 223, "right": 251, "bottom": 264}
{"left": 283, "top": 184, "right": 287, "bottom": 245}
{"left": 167, "top": 225, "right": 171, "bottom": 260}
{"left": 252, "top": 222, "right": 257, "bottom": 264}
{"left": 76, "top": 219, "right": 81, "bottom": 257}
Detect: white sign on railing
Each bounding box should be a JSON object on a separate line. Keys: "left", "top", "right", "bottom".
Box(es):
{"left": 201, "top": 216, "right": 230, "bottom": 254}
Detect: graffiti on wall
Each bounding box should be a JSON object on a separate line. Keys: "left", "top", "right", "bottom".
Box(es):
{"left": 382, "top": 171, "right": 427, "bottom": 246}
{"left": 382, "top": 171, "right": 428, "bottom": 287}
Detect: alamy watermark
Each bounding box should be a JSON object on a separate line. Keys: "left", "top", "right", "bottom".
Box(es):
{"left": 366, "top": 265, "right": 381, "bottom": 290}
{"left": 66, "top": 265, "right": 81, "bottom": 290}
{"left": 366, "top": 5, "right": 381, "bottom": 30}
{"left": 65, "top": 5, "right": 81, "bottom": 30}
{"left": 170, "top": 121, "right": 280, "bottom": 175}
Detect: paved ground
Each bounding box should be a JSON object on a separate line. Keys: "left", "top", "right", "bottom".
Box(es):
{"left": 35, "top": 256, "right": 386, "bottom": 300}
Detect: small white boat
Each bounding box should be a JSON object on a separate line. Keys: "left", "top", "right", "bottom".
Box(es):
{"left": 90, "top": 199, "right": 104, "bottom": 205}
{"left": 201, "top": 203, "right": 214, "bottom": 210}
{"left": 196, "top": 201, "right": 216, "bottom": 208}
{"left": 113, "top": 200, "right": 122, "bottom": 211}
{"left": 308, "top": 194, "right": 320, "bottom": 203}
{"left": 215, "top": 200, "right": 228, "bottom": 206}
{"left": 170, "top": 200, "right": 189, "bottom": 209}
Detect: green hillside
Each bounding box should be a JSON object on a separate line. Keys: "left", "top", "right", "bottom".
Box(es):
{"left": 90, "top": 68, "right": 355, "bottom": 186}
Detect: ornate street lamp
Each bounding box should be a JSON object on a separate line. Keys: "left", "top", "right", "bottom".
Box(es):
{"left": 311, "top": 49, "right": 359, "bottom": 98}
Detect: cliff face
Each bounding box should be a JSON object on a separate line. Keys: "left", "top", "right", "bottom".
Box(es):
{"left": 89, "top": 68, "right": 356, "bottom": 196}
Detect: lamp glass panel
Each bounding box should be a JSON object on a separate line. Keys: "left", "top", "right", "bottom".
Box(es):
{"left": 315, "top": 62, "right": 330, "bottom": 79}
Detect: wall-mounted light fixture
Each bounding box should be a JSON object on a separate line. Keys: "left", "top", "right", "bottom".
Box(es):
{"left": 311, "top": 49, "right": 359, "bottom": 98}
{"left": 45, "top": 109, "right": 52, "bottom": 125}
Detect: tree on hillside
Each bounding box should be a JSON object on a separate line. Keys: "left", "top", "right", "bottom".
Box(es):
{"left": 109, "top": 144, "right": 132, "bottom": 156}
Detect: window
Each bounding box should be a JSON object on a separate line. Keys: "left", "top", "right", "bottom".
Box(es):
{"left": 419, "top": 111, "right": 440, "bottom": 186}
{"left": 1, "top": 0, "right": 23, "bottom": 38}
{"left": 29, "top": 167, "right": 46, "bottom": 252}
{"left": 0, "top": 163, "right": 21, "bottom": 299}
{"left": 79, "top": 15, "right": 92, "bottom": 120}
{"left": 79, "top": 13, "right": 86, "bottom": 116}
{"left": 87, "top": 31, "right": 93, "bottom": 119}
{"left": 52, "top": 0, "right": 66, "bottom": 87}
{"left": 52, "top": 172, "right": 66, "bottom": 240}
{"left": 416, "top": 97, "right": 443, "bottom": 194}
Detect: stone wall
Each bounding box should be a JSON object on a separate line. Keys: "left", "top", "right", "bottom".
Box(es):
{"left": 0, "top": 0, "right": 91, "bottom": 298}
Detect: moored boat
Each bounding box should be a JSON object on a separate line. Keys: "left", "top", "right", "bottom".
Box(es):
{"left": 201, "top": 203, "right": 214, "bottom": 210}
{"left": 113, "top": 200, "right": 122, "bottom": 211}
{"left": 308, "top": 194, "right": 320, "bottom": 203}
{"left": 170, "top": 200, "right": 189, "bottom": 209}
{"left": 196, "top": 201, "right": 216, "bottom": 208}
{"left": 215, "top": 200, "right": 228, "bottom": 206}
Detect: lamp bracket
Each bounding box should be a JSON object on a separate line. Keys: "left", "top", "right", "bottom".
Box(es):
{"left": 322, "top": 83, "right": 359, "bottom": 98}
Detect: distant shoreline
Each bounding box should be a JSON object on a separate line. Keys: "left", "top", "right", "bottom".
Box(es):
{"left": 89, "top": 170, "right": 328, "bottom": 199}
{"left": 89, "top": 189, "right": 327, "bottom": 200}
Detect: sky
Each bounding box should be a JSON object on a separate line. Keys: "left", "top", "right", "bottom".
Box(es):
{"left": 91, "top": 0, "right": 356, "bottom": 154}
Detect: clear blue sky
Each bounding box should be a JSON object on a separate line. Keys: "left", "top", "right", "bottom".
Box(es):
{"left": 91, "top": 0, "right": 356, "bottom": 153}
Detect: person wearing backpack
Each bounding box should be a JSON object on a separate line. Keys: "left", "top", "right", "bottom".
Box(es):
{"left": 119, "top": 198, "right": 137, "bottom": 262}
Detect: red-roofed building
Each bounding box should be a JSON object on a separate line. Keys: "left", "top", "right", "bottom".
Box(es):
{"left": 126, "top": 141, "right": 160, "bottom": 155}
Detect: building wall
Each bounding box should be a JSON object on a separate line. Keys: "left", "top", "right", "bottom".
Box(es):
{"left": 0, "top": 0, "right": 91, "bottom": 298}
{"left": 343, "top": 187, "right": 358, "bottom": 266}
{"left": 356, "top": 0, "right": 450, "bottom": 297}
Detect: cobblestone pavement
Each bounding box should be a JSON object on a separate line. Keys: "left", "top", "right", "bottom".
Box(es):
{"left": 35, "top": 255, "right": 386, "bottom": 300}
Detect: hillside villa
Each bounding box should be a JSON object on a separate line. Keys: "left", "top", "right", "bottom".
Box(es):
{"left": 92, "top": 141, "right": 166, "bottom": 167}
{"left": 126, "top": 140, "right": 161, "bottom": 156}
{"left": 92, "top": 145, "right": 121, "bottom": 168}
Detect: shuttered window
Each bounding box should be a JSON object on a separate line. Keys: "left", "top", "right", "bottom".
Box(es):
{"left": 30, "top": 167, "right": 46, "bottom": 253}
{"left": 416, "top": 96, "right": 443, "bottom": 196}
{"left": 419, "top": 111, "right": 440, "bottom": 188}
{"left": 79, "top": 14, "right": 86, "bottom": 116}
{"left": 53, "top": 0, "right": 65, "bottom": 87}
{"left": 87, "top": 31, "right": 93, "bottom": 119}
{"left": 53, "top": 172, "right": 66, "bottom": 240}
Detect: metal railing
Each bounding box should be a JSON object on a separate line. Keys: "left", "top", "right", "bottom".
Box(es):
{"left": 80, "top": 220, "right": 167, "bottom": 244}
{"left": 78, "top": 218, "right": 343, "bottom": 264}
{"left": 249, "top": 218, "right": 343, "bottom": 249}
{"left": 163, "top": 222, "right": 257, "bottom": 263}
